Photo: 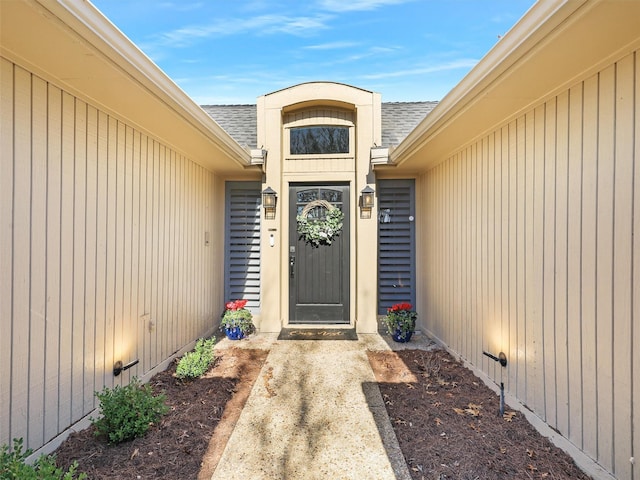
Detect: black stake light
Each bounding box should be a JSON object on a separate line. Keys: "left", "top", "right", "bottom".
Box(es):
{"left": 482, "top": 350, "right": 507, "bottom": 367}
{"left": 483, "top": 350, "right": 508, "bottom": 416}
{"left": 113, "top": 359, "right": 139, "bottom": 376}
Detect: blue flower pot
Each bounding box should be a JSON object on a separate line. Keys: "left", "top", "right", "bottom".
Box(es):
{"left": 391, "top": 329, "right": 413, "bottom": 343}
{"left": 224, "top": 327, "right": 245, "bottom": 340}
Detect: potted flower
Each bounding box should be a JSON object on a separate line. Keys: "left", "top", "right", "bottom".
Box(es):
{"left": 220, "top": 299, "right": 254, "bottom": 340}
{"left": 383, "top": 302, "right": 417, "bottom": 343}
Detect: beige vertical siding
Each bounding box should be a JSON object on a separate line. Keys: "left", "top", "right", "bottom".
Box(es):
{"left": 419, "top": 50, "right": 639, "bottom": 479}
{"left": 0, "top": 58, "right": 221, "bottom": 452}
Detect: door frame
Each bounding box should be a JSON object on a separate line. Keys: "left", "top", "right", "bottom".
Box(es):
{"left": 288, "top": 182, "right": 350, "bottom": 324}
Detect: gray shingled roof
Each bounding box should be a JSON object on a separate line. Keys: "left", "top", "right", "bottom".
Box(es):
{"left": 201, "top": 101, "right": 437, "bottom": 149}
{"left": 201, "top": 104, "right": 258, "bottom": 148}
{"left": 381, "top": 101, "right": 438, "bottom": 146}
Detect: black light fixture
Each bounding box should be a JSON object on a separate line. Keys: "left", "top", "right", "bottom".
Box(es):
{"left": 482, "top": 350, "right": 507, "bottom": 367}
{"left": 262, "top": 187, "right": 277, "bottom": 220}
{"left": 482, "top": 350, "right": 508, "bottom": 416}
{"left": 113, "top": 359, "right": 139, "bottom": 376}
{"left": 359, "top": 185, "right": 375, "bottom": 219}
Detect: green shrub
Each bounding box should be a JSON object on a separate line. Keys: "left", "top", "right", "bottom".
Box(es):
{"left": 92, "top": 377, "right": 168, "bottom": 444}
{"left": 176, "top": 337, "right": 216, "bottom": 379}
{"left": 0, "top": 438, "right": 86, "bottom": 480}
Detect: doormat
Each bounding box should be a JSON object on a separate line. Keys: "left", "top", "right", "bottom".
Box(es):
{"left": 278, "top": 328, "right": 358, "bottom": 341}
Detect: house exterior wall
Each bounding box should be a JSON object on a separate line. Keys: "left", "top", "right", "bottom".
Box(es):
{"left": 0, "top": 57, "right": 225, "bottom": 454}
{"left": 417, "top": 49, "right": 639, "bottom": 479}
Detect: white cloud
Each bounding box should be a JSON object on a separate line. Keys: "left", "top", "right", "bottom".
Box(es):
{"left": 304, "top": 41, "right": 359, "bottom": 50}
{"left": 271, "top": 15, "right": 332, "bottom": 35}
{"left": 317, "top": 0, "right": 413, "bottom": 13}
{"left": 370, "top": 46, "right": 399, "bottom": 54}
{"left": 362, "top": 59, "right": 478, "bottom": 79}
{"left": 157, "top": 2, "right": 205, "bottom": 12}
{"left": 317, "top": 45, "right": 398, "bottom": 64}
{"left": 154, "top": 14, "right": 332, "bottom": 48}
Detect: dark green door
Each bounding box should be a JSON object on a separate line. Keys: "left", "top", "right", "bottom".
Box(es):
{"left": 289, "top": 184, "right": 350, "bottom": 324}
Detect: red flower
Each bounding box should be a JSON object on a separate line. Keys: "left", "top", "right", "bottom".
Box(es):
{"left": 225, "top": 299, "right": 248, "bottom": 311}
{"left": 387, "top": 302, "right": 413, "bottom": 313}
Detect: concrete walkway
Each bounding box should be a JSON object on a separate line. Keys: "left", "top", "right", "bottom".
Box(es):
{"left": 211, "top": 333, "right": 431, "bottom": 480}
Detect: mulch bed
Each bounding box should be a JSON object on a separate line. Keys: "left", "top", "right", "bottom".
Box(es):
{"left": 54, "top": 345, "right": 591, "bottom": 479}
{"left": 367, "top": 348, "right": 592, "bottom": 480}
{"left": 55, "top": 348, "right": 267, "bottom": 480}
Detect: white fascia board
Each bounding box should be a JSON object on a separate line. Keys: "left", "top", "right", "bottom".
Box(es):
{"left": 39, "top": 0, "right": 250, "bottom": 167}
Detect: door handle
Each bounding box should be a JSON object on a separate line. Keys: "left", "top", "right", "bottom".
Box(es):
{"left": 290, "top": 255, "right": 295, "bottom": 277}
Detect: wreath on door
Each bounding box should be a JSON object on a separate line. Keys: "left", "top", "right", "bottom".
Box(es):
{"left": 296, "top": 199, "right": 344, "bottom": 247}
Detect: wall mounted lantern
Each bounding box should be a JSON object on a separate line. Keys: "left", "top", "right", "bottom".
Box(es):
{"left": 262, "top": 187, "right": 277, "bottom": 220}
{"left": 113, "top": 359, "right": 139, "bottom": 376}
{"left": 359, "top": 186, "right": 375, "bottom": 219}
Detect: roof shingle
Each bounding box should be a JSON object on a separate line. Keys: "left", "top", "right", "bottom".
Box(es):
{"left": 381, "top": 101, "right": 438, "bottom": 146}
{"left": 202, "top": 101, "right": 438, "bottom": 149}
{"left": 201, "top": 104, "right": 258, "bottom": 148}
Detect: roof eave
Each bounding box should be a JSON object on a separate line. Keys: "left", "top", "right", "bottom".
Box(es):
{"left": 389, "top": 0, "right": 582, "bottom": 169}
{"left": 1, "top": 0, "right": 251, "bottom": 172}
{"left": 390, "top": 0, "right": 640, "bottom": 172}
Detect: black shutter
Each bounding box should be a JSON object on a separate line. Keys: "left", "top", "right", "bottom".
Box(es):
{"left": 377, "top": 180, "right": 416, "bottom": 314}
{"left": 225, "top": 182, "right": 261, "bottom": 311}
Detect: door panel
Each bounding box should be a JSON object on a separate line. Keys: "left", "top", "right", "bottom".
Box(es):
{"left": 289, "top": 184, "right": 350, "bottom": 324}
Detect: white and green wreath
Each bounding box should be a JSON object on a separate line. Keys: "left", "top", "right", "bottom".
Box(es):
{"left": 296, "top": 199, "right": 344, "bottom": 247}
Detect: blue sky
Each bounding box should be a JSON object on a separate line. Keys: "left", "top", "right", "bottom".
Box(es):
{"left": 90, "top": 0, "right": 535, "bottom": 105}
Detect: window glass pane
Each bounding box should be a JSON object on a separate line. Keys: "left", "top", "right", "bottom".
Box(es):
{"left": 320, "top": 189, "right": 342, "bottom": 203}
{"left": 297, "top": 188, "right": 343, "bottom": 220}
{"left": 290, "top": 126, "right": 349, "bottom": 154}
{"left": 297, "top": 189, "right": 318, "bottom": 203}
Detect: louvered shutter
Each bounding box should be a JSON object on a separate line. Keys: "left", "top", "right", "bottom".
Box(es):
{"left": 377, "top": 180, "right": 416, "bottom": 314}
{"left": 225, "top": 182, "right": 261, "bottom": 311}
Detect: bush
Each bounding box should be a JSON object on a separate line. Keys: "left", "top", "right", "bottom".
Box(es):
{"left": 92, "top": 377, "right": 168, "bottom": 444}
{"left": 176, "top": 337, "right": 216, "bottom": 379}
{"left": 0, "top": 438, "right": 86, "bottom": 480}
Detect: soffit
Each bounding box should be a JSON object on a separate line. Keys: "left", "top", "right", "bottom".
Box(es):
{"left": 0, "top": 0, "right": 253, "bottom": 176}
{"left": 390, "top": 0, "right": 640, "bottom": 173}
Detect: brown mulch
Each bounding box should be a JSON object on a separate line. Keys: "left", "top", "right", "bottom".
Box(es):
{"left": 54, "top": 345, "right": 591, "bottom": 479}
{"left": 55, "top": 348, "right": 268, "bottom": 480}
{"left": 367, "top": 348, "right": 591, "bottom": 480}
